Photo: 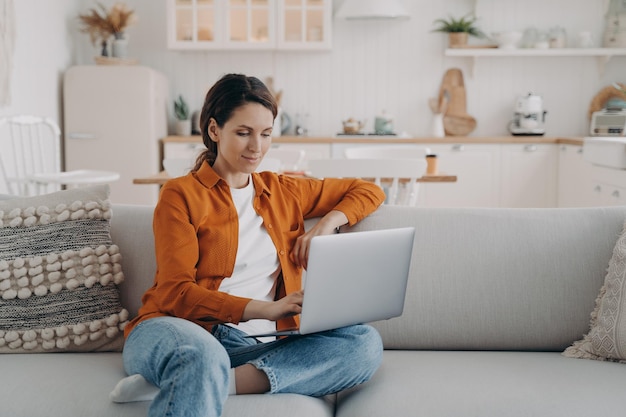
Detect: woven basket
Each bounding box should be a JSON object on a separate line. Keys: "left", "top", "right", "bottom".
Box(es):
{"left": 448, "top": 33, "right": 469, "bottom": 48}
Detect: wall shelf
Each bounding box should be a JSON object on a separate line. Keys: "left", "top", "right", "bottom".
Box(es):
{"left": 445, "top": 48, "right": 626, "bottom": 77}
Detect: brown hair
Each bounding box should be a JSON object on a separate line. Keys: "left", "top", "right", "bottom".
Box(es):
{"left": 193, "top": 74, "right": 278, "bottom": 171}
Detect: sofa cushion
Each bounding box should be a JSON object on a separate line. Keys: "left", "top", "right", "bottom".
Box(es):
{"left": 564, "top": 220, "right": 626, "bottom": 363}
{"left": 0, "top": 351, "right": 335, "bottom": 417}
{"left": 345, "top": 205, "right": 626, "bottom": 351}
{"left": 0, "top": 185, "right": 128, "bottom": 353}
{"left": 336, "top": 351, "right": 626, "bottom": 417}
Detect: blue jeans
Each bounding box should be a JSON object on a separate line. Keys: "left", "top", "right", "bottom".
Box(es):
{"left": 123, "top": 316, "right": 383, "bottom": 417}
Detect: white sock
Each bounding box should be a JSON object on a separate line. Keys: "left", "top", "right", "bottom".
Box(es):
{"left": 229, "top": 368, "right": 237, "bottom": 395}
{"left": 109, "top": 374, "right": 160, "bottom": 403}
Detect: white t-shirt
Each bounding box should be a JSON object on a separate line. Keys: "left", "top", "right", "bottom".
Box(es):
{"left": 218, "top": 177, "right": 281, "bottom": 340}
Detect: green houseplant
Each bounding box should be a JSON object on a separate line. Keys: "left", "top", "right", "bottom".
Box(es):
{"left": 432, "top": 14, "right": 484, "bottom": 48}
{"left": 174, "top": 95, "right": 191, "bottom": 136}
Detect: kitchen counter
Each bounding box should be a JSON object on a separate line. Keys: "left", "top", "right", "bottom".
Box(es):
{"left": 162, "top": 135, "right": 584, "bottom": 146}
{"left": 133, "top": 171, "right": 457, "bottom": 185}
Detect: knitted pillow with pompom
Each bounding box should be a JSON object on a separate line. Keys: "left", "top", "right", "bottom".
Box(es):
{"left": 0, "top": 185, "right": 128, "bottom": 353}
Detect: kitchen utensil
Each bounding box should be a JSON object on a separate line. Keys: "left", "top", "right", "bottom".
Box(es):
{"left": 428, "top": 97, "right": 439, "bottom": 114}
{"left": 590, "top": 108, "right": 626, "bottom": 136}
{"left": 374, "top": 110, "right": 394, "bottom": 134}
{"left": 492, "top": 31, "right": 523, "bottom": 49}
{"left": 342, "top": 118, "right": 365, "bottom": 134}
{"left": 443, "top": 113, "right": 477, "bottom": 136}
{"left": 508, "top": 93, "right": 547, "bottom": 136}
{"left": 438, "top": 90, "right": 450, "bottom": 114}
{"left": 578, "top": 31, "right": 594, "bottom": 48}
{"left": 280, "top": 111, "right": 292, "bottom": 135}
{"left": 438, "top": 68, "right": 477, "bottom": 136}
{"left": 548, "top": 26, "right": 567, "bottom": 48}
{"left": 431, "top": 113, "right": 445, "bottom": 137}
{"left": 446, "top": 86, "right": 466, "bottom": 115}
{"left": 522, "top": 27, "right": 539, "bottom": 48}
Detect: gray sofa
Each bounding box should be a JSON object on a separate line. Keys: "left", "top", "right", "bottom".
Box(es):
{"left": 3, "top": 203, "right": 626, "bottom": 417}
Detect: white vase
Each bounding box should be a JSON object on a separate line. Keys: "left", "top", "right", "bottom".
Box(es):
{"left": 112, "top": 36, "right": 128, "bottom": 58}
{"left": 431, "top": 113, "right": 445, "bottom": 138}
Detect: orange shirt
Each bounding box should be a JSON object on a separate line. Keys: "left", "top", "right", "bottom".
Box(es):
{"left": 125, "top": 162, "right": 386, "bottom": 337}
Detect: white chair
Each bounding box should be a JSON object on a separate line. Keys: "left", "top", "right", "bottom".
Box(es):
{"left": 0, "top": 115, "right": 120, "bottom": 196}
{"left": 342, "top": 146, "right": 430, "bottom": 206}
{"left": 255, "top": 157, "right": 282, "bottom": 172}
{"left": 344, "top": 145, "right": 431, "bottom": 159}
{"left": 307, "top": 158, "right": 427, "bottom": 206}
{"left": 265, "top": 148, "right": 306, "bottom": 172}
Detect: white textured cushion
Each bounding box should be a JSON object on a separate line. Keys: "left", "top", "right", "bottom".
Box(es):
{"left": 0, "top": 185, "right": 128, "bottom": 353}
{"left": 564, "top": 220, "right": 626, "bottom": 363}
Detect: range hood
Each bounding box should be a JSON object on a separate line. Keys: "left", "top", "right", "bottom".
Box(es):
{"left": 335, "top": 0, "right": 410, "bottom": 20}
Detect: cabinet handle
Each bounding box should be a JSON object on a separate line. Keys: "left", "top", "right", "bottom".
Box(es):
{"left": 67, "top": 132, "right": 96, "bottom": 140}
{"left": 524, "top": 145, "right": 538, "bottom": 152}
{"left": 451, "top": 144, "right": 465, "bottom": 151}
{"left": 576, "top": 147, "right": 583, "bottom": 154}
{"left": 594, "top": 185, "right": 602, "bottom": 193}
{"left": 612, "top": 190, "right": 621, "bottom": 198}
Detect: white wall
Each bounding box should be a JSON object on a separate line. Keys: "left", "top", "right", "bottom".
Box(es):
{"left": 6, "top": 0, "right": 624, "bottom": 138}
{"left": 0, "top": 0, "right": 80, "bottom": 125}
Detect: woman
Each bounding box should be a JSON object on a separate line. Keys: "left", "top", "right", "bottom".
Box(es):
{"left": 113, "top": 74, "right": 387, "bottom": 417}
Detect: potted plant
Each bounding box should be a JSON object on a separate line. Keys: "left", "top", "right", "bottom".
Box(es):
{"left": 174, "top": 95, "right": 192, "bottom": 136}
{"left": 432, "top": 14, "right": 484, "bottom": 48}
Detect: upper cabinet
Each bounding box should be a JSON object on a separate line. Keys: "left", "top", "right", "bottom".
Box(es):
{"left": 277, "top": 0, "right": 331, "bottom": 50}
{"left": 167, "top": 0, "right": 331, "bottom": 51}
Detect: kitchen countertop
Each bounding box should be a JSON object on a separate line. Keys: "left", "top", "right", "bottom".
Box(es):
{"left": 163, "top": 135, "right": 584, "bottom": 146}
{"left": 133, "top": 171, "right": 457, "bottom": 185}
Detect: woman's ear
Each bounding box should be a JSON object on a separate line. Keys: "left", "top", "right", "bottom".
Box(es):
{"left": 207, "top": 118, "right": 219, "bottom": 142}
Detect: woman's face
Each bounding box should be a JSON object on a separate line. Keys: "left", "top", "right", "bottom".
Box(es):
{"left": 209, "top": 102, "right": 274, "bottom": 188}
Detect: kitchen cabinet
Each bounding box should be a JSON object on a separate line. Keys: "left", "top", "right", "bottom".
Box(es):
{"left": 160, "top": 136, "right": 615, "bottom": 209}
{"left": 167, "top": 0, "right": 275, "bottom": 50}
{"left": 166, "top": 0, "right": 331, "bottom": 50}
{"left": 589, "top": 165, "right": 626, "bottom": 206}
{"left": 420, "top": 144, "right": 501, "bottom": 208}
{"left": 162, "top": 141, "right": 206, "bottom": 168}
{"left": 591, "top": 181, "right": 626, "bottom": 206}
{"left": 557, "top": 144, "right": 594, "bottom": 207}
{"left": 277, "top": 0, "right": 331, "bottom": 50}
{"left": 500, "top": 144, "right": 557, "bottom": 208}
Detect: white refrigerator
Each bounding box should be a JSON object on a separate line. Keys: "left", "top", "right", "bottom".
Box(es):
{"left": 63, "top": 65, "right": 169, "bottom": 205}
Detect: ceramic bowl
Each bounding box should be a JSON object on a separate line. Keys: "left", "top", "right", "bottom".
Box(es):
{"left": 163, "top": 158, "right": 192, "bottom": 177}
{"left": 492, "top": 31, "right": 523, "bottom": 49}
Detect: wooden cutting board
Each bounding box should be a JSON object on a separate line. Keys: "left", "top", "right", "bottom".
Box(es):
{"left": 438, "top": 68, "right": 477, "bottom": 136}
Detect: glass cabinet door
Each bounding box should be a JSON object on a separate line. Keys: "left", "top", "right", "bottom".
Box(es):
{"left": 225, "top": 0, "right": 274, "bottom": 49}
{"left": 278, "top": 0, "right": 331, "bottom": 50}
{"left": 167, "top": 0, "right": 330, "bottom": 50}
{"left": 169, "top": 0, "right": 221, "bottom": 48}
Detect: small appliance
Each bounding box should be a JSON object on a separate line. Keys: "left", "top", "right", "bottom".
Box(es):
{"left": 508, "top": 93, "right": 548, "bottom": 136}
{"left": 590, "top": 108, "right": 626, "bottom": 136}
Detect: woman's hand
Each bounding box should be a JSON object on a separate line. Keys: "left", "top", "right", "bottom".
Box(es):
{"left": 242, "top": 291, "right": 304, "bottom": 322}
{"left": 290, "top": 210, "right": 348, "bottom": 269}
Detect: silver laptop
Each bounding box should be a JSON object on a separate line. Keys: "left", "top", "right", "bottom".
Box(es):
{"left": 245, "top": 227, "right": 415, "bottom": 338}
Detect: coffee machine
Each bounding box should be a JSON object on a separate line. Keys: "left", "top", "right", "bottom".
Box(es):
{"left": 508, "top": 93, "right": 547, "bottom": 136}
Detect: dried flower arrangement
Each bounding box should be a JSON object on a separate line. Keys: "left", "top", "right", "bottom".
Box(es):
{"left": 78, "top": 2, "right": 137, "bottom": 49}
